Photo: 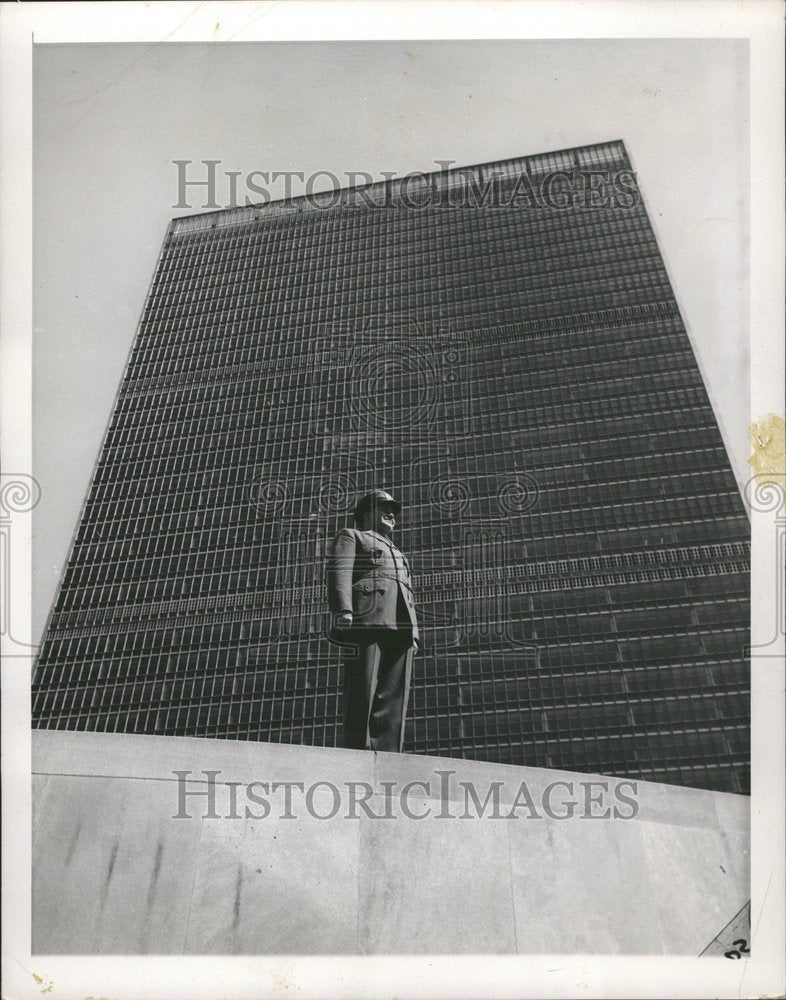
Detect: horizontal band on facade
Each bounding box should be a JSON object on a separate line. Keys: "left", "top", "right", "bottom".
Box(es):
{"left": 45, "top": 552, "right": 749, "bottom": 638}
{"left": 117, "top": 301, "right": 680, "bottom": 398}
{"left": 54, "top": 539, "right": 750, "bottom": 608}
{"left": 121, "top": 323, "right": 686, "bottom": 400}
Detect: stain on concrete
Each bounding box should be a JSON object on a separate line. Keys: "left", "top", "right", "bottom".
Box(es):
{"left": 99, "top": 839, "right": 120, "bottom": 912}
{"left": 65, "top": 822, "right": 81, "bottom": 865}
{"left": 232, "top": 863, "right": 243, "bottom": 929}
{"left": 146, "top": 839, "right": 164, "bottom": 910}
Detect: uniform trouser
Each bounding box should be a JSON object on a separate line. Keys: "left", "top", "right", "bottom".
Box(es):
{"left": 342, "top": 628, "right": 414, "bottom": 753}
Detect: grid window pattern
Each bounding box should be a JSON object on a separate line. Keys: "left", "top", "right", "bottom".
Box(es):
{"left": 32, "top": 141, "right": 750, "bottom": 793}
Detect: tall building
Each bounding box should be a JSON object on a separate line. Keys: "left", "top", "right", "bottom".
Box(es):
{"left": 33, "top": 140, "right": 750, "bottom": 793}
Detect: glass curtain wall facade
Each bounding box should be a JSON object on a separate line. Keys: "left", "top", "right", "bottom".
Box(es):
{"left": 32, "top": 140, "right": 750, "bottom": 793}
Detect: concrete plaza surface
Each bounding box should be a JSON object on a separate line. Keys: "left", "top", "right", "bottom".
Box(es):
{"left": 31, "top": 729, "right": 749, "bottom": 955}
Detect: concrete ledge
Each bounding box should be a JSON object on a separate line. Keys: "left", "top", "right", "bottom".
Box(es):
{"left": 32, "top": 729, "right": 749, "bottom": 955}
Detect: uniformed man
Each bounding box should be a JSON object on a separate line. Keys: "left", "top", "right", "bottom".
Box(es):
{"left": 326, "top": 491, "right": 419, "bottom": 752}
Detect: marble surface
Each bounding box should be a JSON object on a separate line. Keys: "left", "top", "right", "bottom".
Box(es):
{"left": 33, "top": 773, "right": 202, "bottom": 953}
{"left": 185, "top": 783, "right": 360, "bottom": 954}
{"left": 508, "top": 812, "right": 662, "bottom": 954}
{"left": 357, "top": 794, "right": 516, "bottom": 954}
{"left": 31, "top": 730, "right": 750, "bottom": 955}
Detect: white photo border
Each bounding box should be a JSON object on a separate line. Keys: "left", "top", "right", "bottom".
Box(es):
{"left": 1, "top": 2, "right": 783, "bottom": 998}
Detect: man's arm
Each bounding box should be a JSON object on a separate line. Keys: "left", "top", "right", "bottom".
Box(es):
{"left": 406, "top": 554, "right": 419, "bottom": 652}
{"left": 326, "top": 529, "right": 356, "bottom": 621}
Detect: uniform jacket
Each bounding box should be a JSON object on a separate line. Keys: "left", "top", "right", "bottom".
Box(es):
{"left": 326, "top": 528, "right": 419, "bottom": 642}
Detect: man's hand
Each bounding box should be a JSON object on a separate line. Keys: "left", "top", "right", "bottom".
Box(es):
{"left": 334, "top": 612, "right": 353, "bottom": 629}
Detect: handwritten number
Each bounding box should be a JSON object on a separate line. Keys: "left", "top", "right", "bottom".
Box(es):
{"left": 724, "top": 938, "right": 750, "bottom": 959}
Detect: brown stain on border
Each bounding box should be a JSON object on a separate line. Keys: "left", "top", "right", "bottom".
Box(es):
{"left": 749, "top": 413, "right": 785, "bottom": 481}
{"left": 32, "top": 972, "right": 54, "bottom": 995}
{"left": 749, "top": 413, "right": 785, "bottom": 513}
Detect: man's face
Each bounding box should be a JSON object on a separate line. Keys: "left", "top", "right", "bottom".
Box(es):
{"left": 365, "top": 502, "right": 397, "bottom": 536}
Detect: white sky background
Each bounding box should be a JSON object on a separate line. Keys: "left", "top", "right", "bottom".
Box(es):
{"left": 33, "top": 38, "right": 750, "bottom": 642}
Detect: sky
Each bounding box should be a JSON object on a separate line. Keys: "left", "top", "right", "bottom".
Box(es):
{"left": 32, "top": 38, "right": 750, "bottom": 643}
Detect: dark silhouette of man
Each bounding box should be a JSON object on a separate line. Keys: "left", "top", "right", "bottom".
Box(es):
{"left": 326, "top": 491, "right": 419, "bottom": 752}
